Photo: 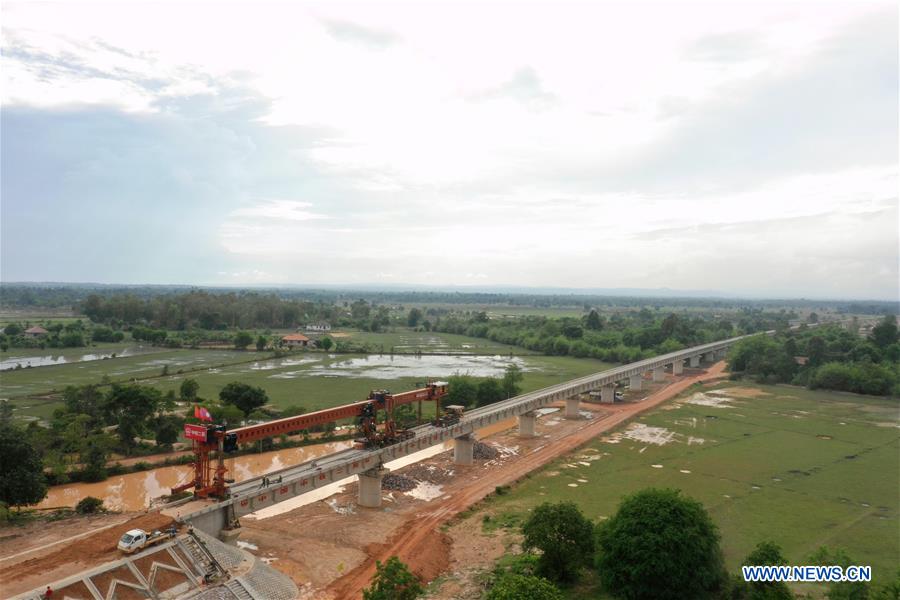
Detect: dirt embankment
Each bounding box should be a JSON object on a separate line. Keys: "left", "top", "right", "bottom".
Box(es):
{"left": 0, "top": 512, "right": 175, "bottom": 596}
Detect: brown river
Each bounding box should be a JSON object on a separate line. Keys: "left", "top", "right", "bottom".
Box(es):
{"left": 37, "top": 417, "right": 520, "bottom": 513}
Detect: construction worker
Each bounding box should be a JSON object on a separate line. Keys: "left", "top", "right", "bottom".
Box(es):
{"left": 42, "top": 586, "right": 53, "bottom": 599}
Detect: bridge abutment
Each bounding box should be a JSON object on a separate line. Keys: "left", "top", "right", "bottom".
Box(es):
{"left": 358, "top": 466, "right": 387, "bottom": 508}
{"left": 453, "top": 434, "right": 475, "bottom": 465}
{"left": 518, "top": 411, "right": 536, "bottom": 437}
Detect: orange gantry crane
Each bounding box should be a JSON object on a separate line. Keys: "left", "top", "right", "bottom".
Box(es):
{"left": 173, "top": 381, "right": 449, "bottom": 499}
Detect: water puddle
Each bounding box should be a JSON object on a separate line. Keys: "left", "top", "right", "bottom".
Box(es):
{"left": 683, "top": 393, "right": 735, "bottom": 408}
{"left": 406, "top": 481, "right": 444, "bottom": 501}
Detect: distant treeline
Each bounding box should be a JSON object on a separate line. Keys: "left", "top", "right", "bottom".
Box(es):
{"left": 433, "top": 308, "right": 792, "bottom": 363}
{"left": 1, "top": 283, "right": 896, "bottom": 315}
{"left": 729, "top": 318, "right": 900, "bottom": 396}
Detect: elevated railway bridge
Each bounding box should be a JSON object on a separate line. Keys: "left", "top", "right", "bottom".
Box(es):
{"left": 181, "top": 334, "right": 752, "bottom": 537}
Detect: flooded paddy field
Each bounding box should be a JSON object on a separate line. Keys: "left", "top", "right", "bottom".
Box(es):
{"left": 2, "top": 342, "right": 613, "bottom": 420}
{"left": 473, "top": 383, "right": 900, "bottom": 589}
{"left": 0, "top": 342, "right": 164, "bottom": 371}
{"left": 342, "top": 330, "right": 531, "bottom": 354}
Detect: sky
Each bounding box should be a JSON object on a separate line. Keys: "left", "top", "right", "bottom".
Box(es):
{"left": 1, "top": 0, "right": 897, "bottom": 300}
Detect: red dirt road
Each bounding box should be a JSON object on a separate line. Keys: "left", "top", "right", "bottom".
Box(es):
{"left": 327, "top": 363, "right": 727, "bottom": 598}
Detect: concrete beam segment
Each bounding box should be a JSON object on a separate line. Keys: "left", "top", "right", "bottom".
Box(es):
{"left": 689, "top": 355, "right": 700, "bottom": 367}
{"left": 629, "top": 374, "right": 642, "bottom": 391}
{"left": 565, "top": 396, "right": 581, "bottom": 419}
{"left": 600, "top": 384, "right": 616, "bottom": 404}
{"left": 672, "top": 359, "right": 684, "bottom": 375}
{"left": 518, "top": 412, "right": 536, "bottom": 437}
{"left": 357, "top": 466, "right": 387, "bottom": 508}
{"left": 453, "top": 434, "right": 475, "bottom": 466}
{"left": 652, "top": 367, "right": 665, "bottom": 382}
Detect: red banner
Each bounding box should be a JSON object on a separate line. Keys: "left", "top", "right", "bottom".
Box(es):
{"left": 184, "top": 423, "right": 208, "bottom": 441}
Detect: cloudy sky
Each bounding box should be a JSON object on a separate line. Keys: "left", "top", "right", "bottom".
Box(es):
{"left": 1, "top": 1, "right": 897, "bottom": 299}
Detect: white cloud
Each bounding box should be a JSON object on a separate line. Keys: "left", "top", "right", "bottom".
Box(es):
{"left": 1, "top": 0, "right": 896, "bottom": 298}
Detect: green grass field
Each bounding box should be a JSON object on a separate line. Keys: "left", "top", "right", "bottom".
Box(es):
{"left": 475, "top": 384, "right": 900, "bottom": 593}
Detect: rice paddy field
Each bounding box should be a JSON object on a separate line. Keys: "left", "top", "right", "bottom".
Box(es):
{"left": 1, "top": 331, "right": 613, "bottom": 420}
{"left": 475, "top": 383, "right": 900, "bottom": 593}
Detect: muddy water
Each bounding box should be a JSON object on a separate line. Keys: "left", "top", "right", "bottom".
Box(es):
{"left": 37, "top": 440, "right": 354, "bottom": 512}
{"left": 38, "top": 416, "right": 521, "bottom": 514}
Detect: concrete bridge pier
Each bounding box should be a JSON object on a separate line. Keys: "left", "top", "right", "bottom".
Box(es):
{"left": 518, "top": 411, "right": 536, "bottom": 437}
{"left": 689, "top": 355, "right": 701, "bottom": 368}
{"left": 705, "top": 351, "right": 717, "bottom": 363}
{"left": 600, "top": 384, "right": 616, "bottom": 404}
{"left": 652, "top": 366, "right": 666, "bottom": 382}
{"left": 453, "top": 434, "right": 475, "bottom": 465}
{"left": 565, "top": 396, "right": 581, "bottom": 418}
{"left": 358, "top": 466, "right": 387, "bottom": 508}
{"left": 672, "top": 359, "right": 684, "bottom": 375}
{"left": 629, "top": 374, "right": 642, "bottom": 391}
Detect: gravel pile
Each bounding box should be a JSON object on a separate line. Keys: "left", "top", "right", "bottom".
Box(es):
{"left": 382, "top": 473, "right": 417, "bottom": 491}
{"left": 403, "top": 464, "right": 447, "bottom": 483}
{"left": 473, "top": 442, "right": 499, "bottom": 460}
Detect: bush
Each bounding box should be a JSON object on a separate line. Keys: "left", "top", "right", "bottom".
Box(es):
{"left": 522, "top": 501, "right": 594, "bottom": 583}
{"left": 486, "top": 573, "right": 563, "bottom": 600}
{"left": 75, "top": 496, "right": 105, "bottom": 514}
{"left": 362, "top": 556, "right": 423, "bottom": 600}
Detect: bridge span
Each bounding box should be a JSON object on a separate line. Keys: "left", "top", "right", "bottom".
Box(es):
{"left": 179, "top": 335, "right": 750, "bottom": 538}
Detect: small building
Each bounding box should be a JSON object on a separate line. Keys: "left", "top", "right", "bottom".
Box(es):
{"left": 282, "top": 333, "right": 312, "bottom": 349}
{"left": 23, "top": 326, "right": 48, "bottom": 338}
{"left": 304, "top": 323, "right": 332, "bottom": 333}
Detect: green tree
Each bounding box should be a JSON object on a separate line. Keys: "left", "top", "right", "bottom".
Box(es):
{"left": 3, "top": 323, "right": 22, "bottom": 336}
{"left": 522, "top": 501, "right": 594, "bottom": 583}
{"left": 155, "top": 418, "right": 180, "bottom": 447}
{"left": 809, "top": 547, "right": 869, "bottom": 600}
{"left": 80, "top": 435, "right": 111, "bottom": 482}
{"left": 219, "top": 382, "right": 269, "bottom": 417}
{"left": 476, "top": 378, "right": 504, "bottom": 407}
{"left": 807, "top": 336, "right": 827, "bottom": 367}
{"left": 446, "top": 375, "right": 478, "bottom": 408}
{"left": 871, "top": 315, "right": 898, "bottom": 349}
{"left": 320, "top": 336, "right": 334, "bottom": 351}
{"left": 180, "top": 378, "right": 200, "bottom": 401}
{"left": 501, "top": 364, "right": 524, "bottom": 399}
{"left": 60, "top": 331, "right": 86, "bottom": 347}
{"left": 0, "top": 424, "right": 48, "bottom": 508}
{"left": 486, "top": 573, "right": 563, "bottom": 600}
{"left": 103, "top": 384, "right": 162, "bottom": 450}
{"left": 233, "top": 331, "right": 254, "bottom": 350}
{"left": 362, "top": 556, "right": 423, "bottom": 600}
{"left": 740, "top": 541, "right": 794, "bottom": 600}
{"left": 407, "top": 308, "right": 423, "bottom": 327}
{"left": 255, "top": 335, "right": 268, "bottom": 351}
{"left": 596, "top": 488, "right": 725, "bottom": 600}
{"left": 0, "top": 400, "right": 13, "bottom": 425}
{"left": 585, "top": 309, "right": 603, "bottom": 331}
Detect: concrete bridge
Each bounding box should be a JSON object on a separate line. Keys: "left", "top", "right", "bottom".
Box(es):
{"left": 181, "top": 334, "right": 751, "bottom": 538}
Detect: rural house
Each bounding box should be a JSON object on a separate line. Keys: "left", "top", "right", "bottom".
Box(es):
{"left": 23, "top": 325, "right": 49, "bottom": 338}
{"left": 304, "top": 323, "right": 332, "bottom": 333}
{"left": 282, "top": 333, "right": 313, "bottom": 349}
